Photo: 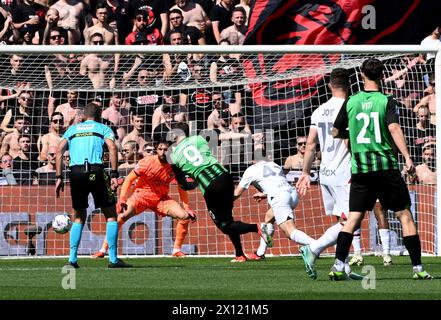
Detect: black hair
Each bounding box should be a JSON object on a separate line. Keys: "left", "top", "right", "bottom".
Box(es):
{"left": 168, "top": 8, "right": 183, "bottom": 16}
{"left": 232, "top": 6, "right": 246, "bottom": 17}
{"left": 361, "top": 58, "right": 384, "bottom": 81}
{"left": 156, "top": 137, "right": 171, "bottom": 147}
{"left": 90, "top": 32, "right": 104, "bottom": 40}
{"left": 84, "top": 102, "right": 102, "bottom": 120}
{"left": 50, "top": 111, "right": 64, "bottom": 121}
{"left": 330, "top": 68, "right": 350, "bottom": 90}
{"left": 95, "top": 2, "right": 107, "bottom": 11}
{"left": 171, "top": 122, "right": 189, "bottom": 137}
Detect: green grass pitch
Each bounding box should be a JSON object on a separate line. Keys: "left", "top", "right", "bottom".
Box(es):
{"left": 0, "top": 256, "right": 440, "bottom": 300}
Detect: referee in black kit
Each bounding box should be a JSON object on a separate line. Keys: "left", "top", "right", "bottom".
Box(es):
{"left": 55, "top": 102, "right": 131, "bottom": 269}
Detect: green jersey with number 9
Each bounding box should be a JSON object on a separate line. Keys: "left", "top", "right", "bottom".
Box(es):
{"left": 171, "top": 135, "right": 228, "bottom": 194}
{"left": 334, "top": 91, "right": 400, "bottom": 174}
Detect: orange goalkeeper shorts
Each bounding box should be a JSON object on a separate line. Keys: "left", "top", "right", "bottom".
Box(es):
{"left": 130, "top": 189, "right": 178, "bottom": 217}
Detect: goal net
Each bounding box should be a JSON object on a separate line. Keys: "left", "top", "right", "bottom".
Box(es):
{"left": 0, "top": 46, "right": 439, "bottom": 258}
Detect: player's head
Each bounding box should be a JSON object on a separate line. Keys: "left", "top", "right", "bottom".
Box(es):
{"left": 329, "top": 68, "right": 350, "bottom": 91}
{"left": 156, "top": 138, "right": 170, "bottom": 162}
{"left": 361, "top": 58, "right": 384, "bottom": 82}
{"left": 84, "top": 102, "right": 102, "bottom": 121}
{"left": 171, "top": 122, "right": 189, "bottom": 138}
{"left": 166, "top": 122, "right": 189, "bottom": 146}
{"left": 143, "top": 140, "right": 155, "bottom": 157}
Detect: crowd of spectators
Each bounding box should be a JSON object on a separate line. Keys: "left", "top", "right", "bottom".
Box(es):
{"left": 0, "top": 1, "right": 439, "bottom": 188}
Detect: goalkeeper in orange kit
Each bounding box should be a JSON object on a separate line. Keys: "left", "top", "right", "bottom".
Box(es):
{"left": 93, "top": 139, "right": 197, "bottom": 258}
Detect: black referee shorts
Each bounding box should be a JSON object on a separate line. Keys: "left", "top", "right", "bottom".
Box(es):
{"left": 69, "top": 165, "right": 116, "bottom": 210}
{"left": 203, "top": 172, "right": 235, "bottom": 228}
{"left": 349, "top": 169, "right": 411, "bottom": 213}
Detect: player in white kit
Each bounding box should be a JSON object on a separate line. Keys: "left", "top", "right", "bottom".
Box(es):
{"left": 234, "top": 160, "right": 316, "bottom": 259}
{"left": 296, "top": 68, "right": 361, "bottom": 279}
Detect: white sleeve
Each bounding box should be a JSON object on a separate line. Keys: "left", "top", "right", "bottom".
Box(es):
{"left": 310, "top": 108, "right": 318, "bottom": 129}
{"left": 238, "top": 167, "right": 255, "bottom": 189}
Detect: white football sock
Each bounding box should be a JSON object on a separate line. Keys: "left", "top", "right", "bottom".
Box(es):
{"left": 352, "top": 229, "right": 362, "bottom": 254}
{"left": 379, "top": 228, "right": 391, "bottom": 255}
{"left": 334, "top": 258, "right": 346, "bottom": 272}
{"left": 266, "top": 223, "right": 275, "bottom": 236}
{"left": 256, "top": 223, "right": 274, "bottom": 256}
{"left": 344, "top": 256, "right": 351, "bottom": 274}
{"left": 290, "top": 229, "right": 315, "bottom": 245}
{"left": 310, "top": 223, "right": 343, "bottom": 256}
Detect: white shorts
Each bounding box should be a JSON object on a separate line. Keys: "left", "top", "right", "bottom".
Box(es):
{"left": 268, "top": 189, "right": 299, "bottom": 225}
{"left": 320, "top": 183, "right": 350, "bottom": 218}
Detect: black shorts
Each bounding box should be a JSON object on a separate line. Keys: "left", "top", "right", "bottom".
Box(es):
{"left": 349, "top": 169, "right": 411, "bottom": 213}
{"left": 69, "top": 165, "right": 116, "bottom": 210}
{"left": 203, "top": 172, "right": 234, "bottom": 228}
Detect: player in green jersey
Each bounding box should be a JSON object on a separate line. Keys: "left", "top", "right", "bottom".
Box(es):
{"left": 169, "top": 122, "right": 271, "bottom": 262}
{"left": 330, "top": 58, "right": 432, "bottom": 280}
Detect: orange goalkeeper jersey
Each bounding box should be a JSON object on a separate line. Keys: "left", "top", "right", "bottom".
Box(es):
{"left": 133, "top": 156, "right": 174, "bottom": 198}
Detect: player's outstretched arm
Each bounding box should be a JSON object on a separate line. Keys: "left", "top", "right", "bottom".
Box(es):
{"left": 172, "top": 165, "right": 198, "bottom": 191}
{"left": 117, "top": 171, "right": 138, "bottom": 213}
{"left": 296, "top": 128, "right": 318, "bottom": 196}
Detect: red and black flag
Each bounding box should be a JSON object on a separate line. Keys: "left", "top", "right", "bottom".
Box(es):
{"left": 244, "top": 0, "right": 440, "bottom": 127}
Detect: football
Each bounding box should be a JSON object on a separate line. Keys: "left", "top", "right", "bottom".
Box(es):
{"left": 52, "top": 214, "right": 72, "bottom": 234}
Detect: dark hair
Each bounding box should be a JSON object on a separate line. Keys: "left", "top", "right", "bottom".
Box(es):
{"left": 169, "top": 8, "right": 183, "bottom": 16}
{"left": 330, "top": 68, "right": 350, "bottom": 90}
{"left": 14, "top": 115, "right": 31, "bottom": 123}
{"left": 95, "top": 2, "right": 107, "bottom": 11}
{"left": 84, "top": 102, "right": 102, "bottom": 120}
{"left": 156, "top": 138, "right": 171, "bottom": 147}
{"left": 162, "top": 104, "right": 174, "bottom": 114}
{"left": 136, "top": 8, "right": 149, "bottom": 17}
{"left": 171, "top": 122, "right": 189, "bottom": 137}
{"left": 130, "top": 109, "right": 145, "bottom": 118}
{"left": 361, "top": 58, "right": 384, "bottom": 81}
{"left": 168, "top": 29, "right": 183, "bottom": 40}
{"left": 232, "top": 6, "right": 246, "bottom": 17}
{"left": 90, "top": 32, "right": 104, "bottom": 40}
{"left": 50, "top": 111, "right": 64, "bottom": 121}
{"left": 231, "top": 112, "right": 245, "bottom": 118}
{"left": 19, "top": 134, "right": 31, "bottom": 142}
{"left": 219, "top": 38, "right": 231, "bottom": 45}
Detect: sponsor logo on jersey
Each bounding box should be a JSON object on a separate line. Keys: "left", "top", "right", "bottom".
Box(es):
{"left": 320, "top": 167, "right": 336, "bottom": 177}
{"left": 77, "top": 124, "right": 94, "bottom": 131}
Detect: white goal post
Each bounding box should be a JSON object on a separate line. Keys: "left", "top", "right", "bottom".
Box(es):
{"left": 0, "top": 45, "right": 439, "bottom": 257}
